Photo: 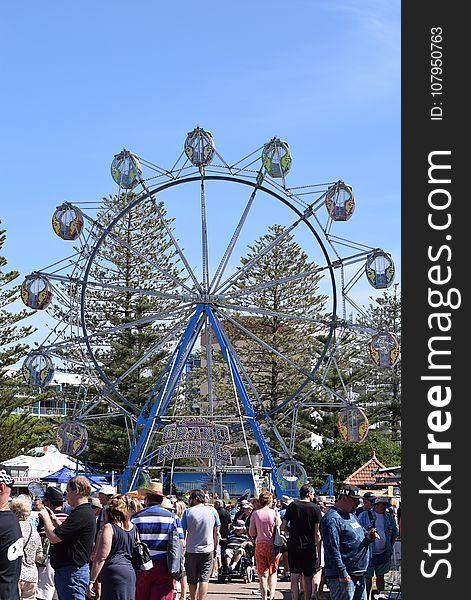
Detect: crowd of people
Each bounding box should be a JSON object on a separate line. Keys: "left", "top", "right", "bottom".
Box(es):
{"left": 0, "top": 462, "right": 401, "bottom": 600}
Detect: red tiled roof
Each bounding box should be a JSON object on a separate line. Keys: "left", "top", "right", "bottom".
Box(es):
{"left": 344, "top": 452, "right": 397, "bottom": 487}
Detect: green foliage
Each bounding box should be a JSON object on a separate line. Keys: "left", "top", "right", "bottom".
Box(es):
{"left": 53, "top": 194, "right": 184, "bottom": 473}
{"left": 0, "top": 222, "right": 56, "bottom": 459}
{"left": 304, "top": 430, "right": 401, "bottom": 490}
{"left": 233, "top": 224, "right": 328, "bottom": 412}
{"left": 356, "top": 285, "right": 401, "bottom": 441}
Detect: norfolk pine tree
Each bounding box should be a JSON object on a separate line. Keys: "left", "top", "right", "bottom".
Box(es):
{"left": 54, "top": 194, "right": 184, "bottom": 473}
{"left": 0, "top": 223, "right": 55, "bottom": 459}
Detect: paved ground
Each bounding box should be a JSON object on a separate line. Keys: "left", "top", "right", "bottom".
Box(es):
{"left": 205, "top": 577, "right": 331, "bottom": 600}
{"left": 204, "top": 577, "right": 399, "bottom": 599}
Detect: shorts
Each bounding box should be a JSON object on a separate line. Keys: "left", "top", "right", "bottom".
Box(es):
{"left": 254, "top": 543, "right": 280, "bottom": 576}
{"left": 185, "top": 551, "right": 214, "bottom": 584}
{"left": 366, "top": 551, "right": 390, "bottom": 578}
{"left": 225, "top": 547, "right": 245, "bottom": 561}
{"left": 288, "top": 548, "right": 316, "bottom": 577}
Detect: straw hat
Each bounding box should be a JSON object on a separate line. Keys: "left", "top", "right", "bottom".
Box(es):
{"left": 280, "top": 495, "right": 292, "bottom": 505}
{"left": 125, "top": 490, "right": 145, "bottom": 499}
{"left": 138, "top": 481, "right": 164, "bottom": 496}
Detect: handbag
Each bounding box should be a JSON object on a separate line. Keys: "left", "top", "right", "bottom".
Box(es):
{"left": 272, "top": 522, "right": 288, "bottom": 555}
{"left": 166, "top": 519, "right": 184, "bottom": 581}
{"left": 35, "top": 535, "right": 51, "bottom": 567}
{"left": 22, "top": 524, "right": 34, "bottom": 567}
{"left": 131, "top": 527, "right": 153, "bottom": 571}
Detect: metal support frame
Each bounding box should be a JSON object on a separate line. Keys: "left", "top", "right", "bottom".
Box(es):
{"left": 119, "top": 304, "right": 284, "bottom": 497}
{"left": 120, "top": 305, "right": 206, "bottom": 492}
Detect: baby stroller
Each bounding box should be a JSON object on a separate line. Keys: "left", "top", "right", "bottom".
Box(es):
{"left": 218, "top": 543, "right": 255, "bottom": 584}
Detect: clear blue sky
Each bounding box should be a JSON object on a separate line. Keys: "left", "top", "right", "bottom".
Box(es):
{"left": 1, "top": 1, "right": 400, "bottom": 337}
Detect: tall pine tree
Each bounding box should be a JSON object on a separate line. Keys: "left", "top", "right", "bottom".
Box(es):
{"left": 193, "top": 224, "right": 330, "bottom": 458}
{"left": 55, "top": 194, "right": 185, "bottom": 472}
{"left": 356, "top": 284, "right": 401, "bottom": 441}
{"left": 0, "top": 222, "right": 55, "bottom": 459}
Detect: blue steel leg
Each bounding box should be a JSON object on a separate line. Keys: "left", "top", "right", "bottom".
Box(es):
{"left": 120, "top": 305, "right": 206, "bottom": 492}
{"left": 205, "top": 306, "right": 284, "bottom": 498}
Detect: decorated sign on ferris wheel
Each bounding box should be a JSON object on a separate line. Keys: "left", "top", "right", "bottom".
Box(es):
{"left": 156, "top": 441, "right": 232, "bottom": 463}
{"left": 162, "top": 421, "right": 230, "bottom": 443}
{"left": 157, "top": 421, "right": 232, "bottom": 463}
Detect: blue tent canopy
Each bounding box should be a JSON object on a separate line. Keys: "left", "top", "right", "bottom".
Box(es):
{"left": 41, "top": 467, "right": 110, "bottom": 488}
{"left": 41, "top": 467, "right": 77, "bottom": 483}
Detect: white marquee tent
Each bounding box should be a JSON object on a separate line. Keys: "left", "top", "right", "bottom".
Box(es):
{"left": 2, "top": 444, "right": 84, "bottom": 482}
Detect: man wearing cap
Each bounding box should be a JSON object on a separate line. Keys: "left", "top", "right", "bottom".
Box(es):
{"left": 355, "top": 492, "right": 377, "bottom": 519}
{"left": 90, "top": 497, "right": 103, "bottom": 518}
{"left": 222, "top": 520, "right": 252, "bottom": 573}
{"left": 181, "top": 489, "right": 220, "bottom": 600}
{"left": 39, "top": 476, "right": 96, "bottom": 600}
{"left": 131, "top": 481, "right": 183, "bottom": 600}
{"left": 232, "top": 499, "right": 253, "bottom": 530}
{"left": 36, "top": 486, "right": 69, "bottom": 600}
{"left": 358, "top": 498, "right": 398, "bottom": 600}
{"left": 0, "top": 464, "right": 22, "bottom": 600}
{"left": 320, "top": 484, "right": 379, "bottom": 600}
{"left": 281, "top": 485, "right": 322, "bottom": 600}
{"left": 96, "top": 484, "right": 116, "bottom": 529}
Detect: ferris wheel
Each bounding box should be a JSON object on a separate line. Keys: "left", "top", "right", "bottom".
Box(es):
{"left": 20, "top": 127, "right": 399, "bottom": 496}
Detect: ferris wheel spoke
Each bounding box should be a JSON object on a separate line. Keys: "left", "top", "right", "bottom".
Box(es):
{"left": 82, "top": 278, "right": 190, "bottom": 303}
{"left": 263, "top": 370, "right": 350, "bottom": 422}
{"left": 85, "top": 216, "right": 194, "bottom": 295}
{"left": 221, "top": 265, "right": 331, "bottom": 300}
{"left": 79, "top": 390, "right": 138, "bottom": 420}
{"left": 84, "top": 312, "right": 192, "bottom": 406}
{"left": 37, "top": 269, "right": 193, "bottom": 302}
{"left": 216, "top": 301, "right": 329, "bottom": 326}
{"left": 83, "top": 304, "right": 193, "bottom": 341}
{"left": 127, "top": 163, "right": 203, "bottom": 293}
{"left": 214, "top": 307, "right": 316, "bottom": 381}
{"left": 200, "top": 174, "right": 210, "bottom": 292}
{"left": 214, "top": 214, "right": 304, "bottom": 295}
{"left": 209, "top": 180, "right": 261, "bottom": 294}
{"left": 146, "top": 194, "right": 203, "bottom": 293}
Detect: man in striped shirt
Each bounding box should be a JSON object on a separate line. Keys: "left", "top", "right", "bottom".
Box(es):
{"left": 131, "top": 481, "right": 183, "bottom": 600}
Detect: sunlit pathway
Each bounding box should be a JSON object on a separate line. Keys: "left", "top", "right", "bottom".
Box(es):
{"left": 206, "top": 577, "right": 332, "bottom": 600}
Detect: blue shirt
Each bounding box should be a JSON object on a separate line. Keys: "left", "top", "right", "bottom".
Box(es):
{"left": 320, "top": 507, "right": 372, "bottom": 578}
{"left": 132, "top": 505, "right": 183, "bottom": 561}
{"left": 358, "top": 509, "right": 398, "bottom": 561}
